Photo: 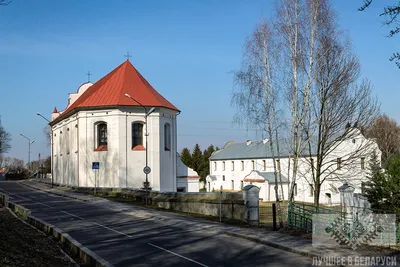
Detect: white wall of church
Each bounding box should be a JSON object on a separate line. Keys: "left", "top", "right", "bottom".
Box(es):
{"left": 52, "top": 115, "right": 79, "bottom": 187}
{"left": 52, "top": 107, "right": 180, "bottom": 192}
{"left": 159, "top": 108, "right": 177, "bottom": 192}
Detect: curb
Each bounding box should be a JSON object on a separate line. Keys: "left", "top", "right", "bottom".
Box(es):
{"left": 5, "top": 207, "right": 80, "bottom": 267}
{"left": 224, "top": 231, "right": 319, "bottom": 259}
{"left": 28, "top": 215, "right": 113, "bottom": 267}
{"left": 21, "top": 181, "right": 91, "bottom": 202}
{"left": 0, "top": 192, "right": 114, "bottom": 267}
{"left": 225, "top": 232, "right": 348, "bottom": 267}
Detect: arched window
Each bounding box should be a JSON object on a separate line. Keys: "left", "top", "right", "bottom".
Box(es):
{"left": 164, "top": 123, "right": 171, "bottom": 151}
{"left": 98, "top": 123, "right": 107, "bottom": 145}
{"left": 132, "top": 122, "right": 144, "bottom": 148}
{"left": 95, "top": 122, "right": 107, "bottom": 151}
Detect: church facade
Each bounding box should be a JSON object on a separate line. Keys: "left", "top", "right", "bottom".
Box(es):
{"left": 49, "top": 60, "right": 199, "bottom": 192}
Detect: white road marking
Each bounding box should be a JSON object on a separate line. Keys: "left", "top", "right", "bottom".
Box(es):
{"left": 148, "top": 243, "right": 209, "bottom": 267}
{"left": 0, "top": 187, "right": 133, "bottom": 238}
{"left": 61, "top": 210, "right": 84, "bottom": 220}
{"left": 92, "top": 222, "right": 133, "bottom": 238}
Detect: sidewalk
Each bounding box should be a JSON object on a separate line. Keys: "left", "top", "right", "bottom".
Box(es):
{"left": 21, "top": 179, "right": 400, "bottom": 266}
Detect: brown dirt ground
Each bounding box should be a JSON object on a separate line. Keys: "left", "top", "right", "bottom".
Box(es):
{"left": 0, "top": 207, "right": 72, "bottom": 267}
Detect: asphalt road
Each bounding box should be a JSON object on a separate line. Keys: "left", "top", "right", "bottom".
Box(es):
{"left": 0, "top": 181, "right": 314, "bottom": 267}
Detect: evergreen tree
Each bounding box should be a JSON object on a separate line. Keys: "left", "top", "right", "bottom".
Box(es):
{"left": 198, "top": 145, "right": 216, "bottom": 183}
{"left": 180, "top": 148, "right": 192, "bottom": 168}
{"left": 191, "top": 144, "right": 203, "bottom": 173}
{"left": 365, "top": 151, "right": 400, "bottom": 213}
{"left": 203, "top": 145, "right": 215, "bottom": 159}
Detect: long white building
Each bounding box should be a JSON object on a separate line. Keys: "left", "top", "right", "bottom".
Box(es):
{"left": 206, "top": 131, "right": 380, "bottom": 205}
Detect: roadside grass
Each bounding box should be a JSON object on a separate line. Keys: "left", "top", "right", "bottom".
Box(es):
{"left": 0, "top": 207, "right": 84, "bottom": 267}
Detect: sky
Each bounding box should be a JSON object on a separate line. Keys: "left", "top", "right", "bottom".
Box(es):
{"left": 0, "top": 0, "right": 399, "bottom": 164}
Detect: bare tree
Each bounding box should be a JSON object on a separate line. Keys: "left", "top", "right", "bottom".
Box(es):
{"left": 274, "top": 0, "right": 323, "bottom": 203}
{"left": 232, "top": 17, "right": 287, "bottom": 227}
{"left": 303, "top": 15, "right": 379, "bottom": 205}
{"left": 0, "top": 0, "right": 11, "bottom": 5}
{"left": 1, "top": 157, "right": 25, "bottom": 173}
{"left": 365, "top": 114, "right": 400, "bottom": 163}
{"left": 43, "top": 126, "right": 51, "bottom": 147}
{"left": 359, "top": 0, "right": 400, "bottom": 67}
{"left": 0, "top": 117, "right": 11, "bottom": 156}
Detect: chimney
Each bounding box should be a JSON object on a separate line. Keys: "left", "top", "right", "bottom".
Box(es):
{"left": 246, "top": 140, "right": 252, "bottom": 146}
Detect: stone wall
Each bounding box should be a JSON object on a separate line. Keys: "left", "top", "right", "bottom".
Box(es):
{"left": 151, "top": 192, "right": 246, "bottom": 221}
{"left": 69, "top": 186, "right": 252, "bottom": 223}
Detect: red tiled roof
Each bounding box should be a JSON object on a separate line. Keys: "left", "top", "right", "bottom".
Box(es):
{"left": 53, "top": 107, "right": 58, "bottom": 113}
{"left": 243, "top": 178, "right": 265, "bottom": 183}
{"left": 53, "top": 60, "right": 179, "bottom": 123}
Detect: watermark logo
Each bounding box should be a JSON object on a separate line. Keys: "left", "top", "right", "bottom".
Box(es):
{"left": 312, "top": 256, "right": 397, "bottom": 266}
{"left": 325, "top": 214, "right": 383, "bottom": 250}
{"left": 313, "top": 213, "right": 397, "bottom": 250}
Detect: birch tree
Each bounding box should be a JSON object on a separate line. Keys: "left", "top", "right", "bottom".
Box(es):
{"left": 233, "top": 0, "right": 378, "bottom": 208}
{"left": 232, "top": 19, "right": 285, "bottom": 227}
{"left": 275, "top": 0, "right": 322, "bottom": 203}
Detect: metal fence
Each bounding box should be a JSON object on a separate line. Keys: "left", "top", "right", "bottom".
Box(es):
{"left": 287, "top": 202, "right": 344, "bottom": 233}
{"left": 287, "top": 202, "right": 400, "bottom": 245}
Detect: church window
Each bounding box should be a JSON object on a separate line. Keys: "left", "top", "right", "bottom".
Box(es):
{"left": 164, "top": 123, "right": 171, "bottom": 151}
{"left": 132, "top": 122, "right": 144, "bottom": 148}
{"left": 95, "top": 122, "right": 108, "bottom": 151}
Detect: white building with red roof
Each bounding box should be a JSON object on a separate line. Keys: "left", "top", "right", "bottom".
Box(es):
{"left": 49, "top": 60, "right": 199, "bottom": 192}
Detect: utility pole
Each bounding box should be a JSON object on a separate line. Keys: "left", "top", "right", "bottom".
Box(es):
{"left": 20, "top": 134, "right": 34, "bottom": 172}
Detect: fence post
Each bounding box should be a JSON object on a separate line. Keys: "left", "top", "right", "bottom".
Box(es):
{"left": 242, "top": 185, "right": 260, "bottom": 226}
{"left": 219, "top": 185, "right": 222, "bottom": 222}
{"left": 272, "top": 203, "right": 277, "bottom": 231}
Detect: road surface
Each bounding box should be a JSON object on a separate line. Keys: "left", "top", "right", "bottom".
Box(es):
{"left": 0, "top": 181, "right": 314, "bottom": 267}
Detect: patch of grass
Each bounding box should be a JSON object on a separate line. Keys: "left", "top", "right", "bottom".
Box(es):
{"left": 0, "top": 208, "right": 78, "bottom": 267}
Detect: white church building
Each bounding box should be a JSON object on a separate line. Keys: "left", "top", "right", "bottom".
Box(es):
{"left": 206, "top": 131, "right": 380, "bottom": 205}
{"left": 49, "top": 60, "right": 199, "bottom": 192}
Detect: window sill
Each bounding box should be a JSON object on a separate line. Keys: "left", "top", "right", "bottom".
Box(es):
{"left": 94, "top": 145, "right": 108, "bottom": 151}
{"left": 132, "top": 145, "right": 146, "bottom": 151}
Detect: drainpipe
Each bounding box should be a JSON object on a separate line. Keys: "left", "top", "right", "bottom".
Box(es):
{"left": 77, "top": 117, "right": 80, "bottom": 187}
{"left": 126, "top": 111, "right": 128, "bottom": 188}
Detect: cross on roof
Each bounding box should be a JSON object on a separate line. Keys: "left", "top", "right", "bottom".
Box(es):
{"left": 124, "top": 51, "right": 132, "bottom": 61}
{"left": 86, "top": 71, "right": 92, "bottom": 82}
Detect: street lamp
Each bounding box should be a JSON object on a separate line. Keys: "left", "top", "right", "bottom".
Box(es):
{"left": 37, "top": 112, "right": 54, "bottom": 188}
{"left": 20, "top": 134, "right": 34, "bottom": 174}
{"left": 125, "top": 93, "right": 155, "bottom": 205}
